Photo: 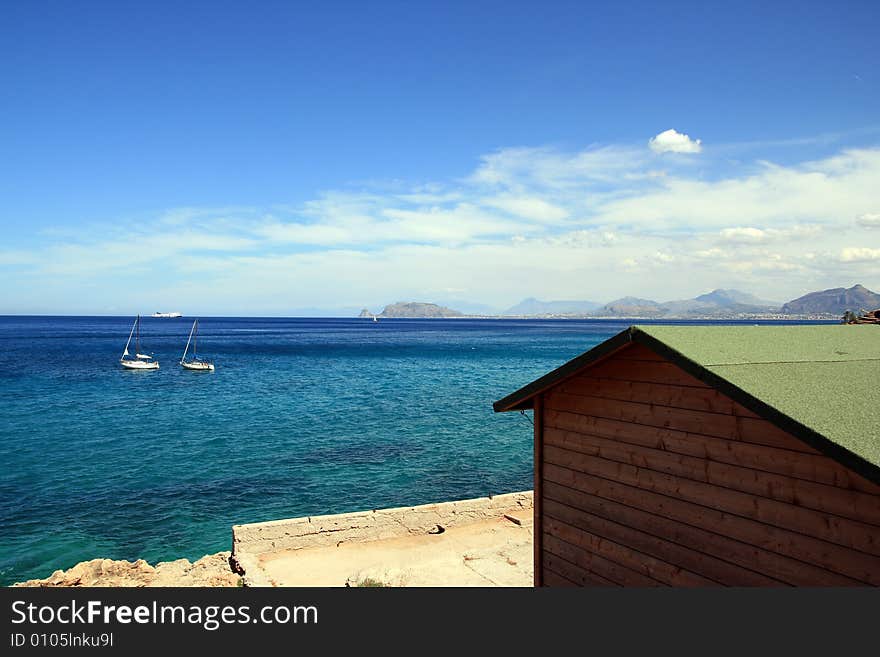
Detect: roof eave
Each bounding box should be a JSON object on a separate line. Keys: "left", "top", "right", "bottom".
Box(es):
{"left": 492, "top": 326, "right": 637, "bottom": 412}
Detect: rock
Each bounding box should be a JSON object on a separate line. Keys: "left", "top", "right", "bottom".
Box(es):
{"left": 503, "top": 511, "right": 532, "bottom": 527}
{"left": 378, "top": 302, "right": 463, "bottom": 318}
{"left": 13, "top": 552, "right": 241, "bottom": 587}
{"left": 781, "top": 284, "right": 880, "bottom": 315}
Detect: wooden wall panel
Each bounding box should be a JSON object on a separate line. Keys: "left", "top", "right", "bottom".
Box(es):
{"left": 533, "top": 396, "right": 544, "bottom": 587}
{"left": 542, "top": 480, "right": 862, "bottom": 586}
{"left": 542, "top": 497, "right": 781, "bottom": 586}
{"left": 543, "top": 410, "right": 880, "bottom": 494}
{"left": 545, "top": 391, "right": 818, "bottom": 453}
{"left": 543, "top": 428, "right": 880, "bottom": 525}
{"left": 543, "top": 552, "right": 618, "bottom": 586}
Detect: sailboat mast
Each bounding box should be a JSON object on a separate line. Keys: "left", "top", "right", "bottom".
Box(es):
{"left": 194, "top": 319, "right": 198, "bottom": 357}
{"left": 136, "top": 314, "right": 140, "bottom": 356}
{"left": 122, "top": 317, "right": 136, "bottom": 359}
{"left": 181, "top": 319, "right": 196, "bottom": 363}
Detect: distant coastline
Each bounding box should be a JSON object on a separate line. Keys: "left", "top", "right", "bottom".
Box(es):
{"left": 361, "top": 284, "right": 879, "bottom": 321}
{"left": 420, "top": 313, "right": 842, "bottom": 321}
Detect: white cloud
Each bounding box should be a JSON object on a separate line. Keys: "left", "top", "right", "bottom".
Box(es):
{"left": 22, "top": 229, "right": 258, "bottom": 277}
{"left": 726, "top": 256, "right": 804, "bottom": 273}
{"left": 857, "top": 213, "right": 880, "bottom": 228}
{"left": 649, "top": 129, "right": 703, "bottom": 154}
{"left": 482, "top": 196, "right": 569, "bottom": 222}
{"left": 541, "top": 228, "right": 623, "bottom": 248}
{"left": 596, "top": 149, "right": 880, "bottom": 230}
{"left": 253, "top": 197, "right": 531, "bottom": 246}
{"left": 719, "top": 227, "right": 768, "bottom": 244}
{"left": 840, "top": 247, "right": 880, "bottom": 262}
{"left": 718, "top": 225, "right": 822, "bottom": 244}
{"left": 782, "top": 225, "right": 824, "bottom": 240}
{"left": 255, "top": 220, "right": 359, "bottom": 246}
{"left": 470, "top": 144, "right": 649, "bottom": 189}
{"left": 4, "top": 138, "right": 880, "bottom": 313}
{"left": 379, "top": 205, "right": 528, "bottom": 243}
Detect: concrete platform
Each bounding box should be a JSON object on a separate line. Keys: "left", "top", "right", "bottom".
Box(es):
{"left": 259, "top": 515, "right": 532, "bottom": 587}
{"left": 232, "top": 492, "right": 534, "bottom": 587}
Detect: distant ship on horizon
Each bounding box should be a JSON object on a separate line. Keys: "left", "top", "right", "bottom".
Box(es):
{"left": 151, "top": 311, "right": 182, "bottom": 318}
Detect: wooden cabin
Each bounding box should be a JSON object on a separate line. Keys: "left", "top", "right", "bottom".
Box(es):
{"left": 494, "top": 325, "right": 880, "bottom": 586}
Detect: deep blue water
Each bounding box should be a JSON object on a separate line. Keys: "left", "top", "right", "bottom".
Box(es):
{"left": 0, "top": 316, "right": 831, "bottom": 585}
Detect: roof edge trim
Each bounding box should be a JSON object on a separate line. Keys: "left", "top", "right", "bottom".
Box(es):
{"left": 492, "top": 326, "right": 636, "bottom": 412}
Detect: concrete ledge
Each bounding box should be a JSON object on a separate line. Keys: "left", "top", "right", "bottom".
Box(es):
{"left": 231, "top": 491, "right": 533, "bottom": 567}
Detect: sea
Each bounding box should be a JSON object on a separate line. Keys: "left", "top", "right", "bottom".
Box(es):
{"left": 0, "top": 315, "right": 833, "bottom": 585}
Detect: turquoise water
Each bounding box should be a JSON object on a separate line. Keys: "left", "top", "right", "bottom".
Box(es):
{"left": 0, "top": 316, "right": 827, "bottom": 584}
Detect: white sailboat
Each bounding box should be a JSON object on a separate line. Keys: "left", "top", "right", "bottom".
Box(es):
{"left": 180, "top": 319, "right": 215, "bottom": 371}
{"left": 120, "top": 315, "right": 160, "bottom": 370}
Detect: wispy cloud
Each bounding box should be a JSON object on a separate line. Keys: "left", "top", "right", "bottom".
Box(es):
{"left": 2, "top": 132, "right": 879, "bottom": 313}
{"left": 840, "top": 247, "right": 880, "bottom": 262}
{"left": 469, "top": 144, "right": 652, "bottom": 189}
{"left": 594, "top": 149, "right": 880, "bottom": 230}
{"left": 718, "top": 225, "right": 822, "bottom": 244}
{"left": 856, "top": 212, "right": 880, "bottom": 228}
{"left": 481, "top": 195, "right": 569, "bottom": 223}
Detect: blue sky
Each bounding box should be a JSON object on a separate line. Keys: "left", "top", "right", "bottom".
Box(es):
{"left": 1, "top": 1, "right": 879, "bottom": 314}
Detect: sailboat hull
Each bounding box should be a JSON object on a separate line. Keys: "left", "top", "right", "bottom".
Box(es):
{"left": 120, "top": 359, "right": 160, "bottom": 370}
{"left": 181, "top": 361, "right": 214, "bottom": 371}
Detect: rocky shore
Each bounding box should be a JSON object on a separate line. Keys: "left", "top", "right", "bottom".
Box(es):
{"left": 14, "top": 552, "right": 241, "bottom": 588}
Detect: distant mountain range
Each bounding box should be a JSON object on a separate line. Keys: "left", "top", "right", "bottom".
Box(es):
{"left": 358, "top": 284, "right": 879, "bottom": 319}
{"left": 502, "top": 297, "right": 601, "bottom": 316}
{"left": 500, "top": 288, "right": 780, "bottom": 319}
{"left": 592, "top": 288, "right": 780, "bottom": 318}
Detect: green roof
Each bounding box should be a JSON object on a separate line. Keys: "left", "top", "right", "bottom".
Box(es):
{"left": 494, "top": 324, "right": 880, "bottom": 481}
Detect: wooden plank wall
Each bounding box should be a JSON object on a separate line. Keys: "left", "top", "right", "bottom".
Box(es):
{"left": 538, "top": 342, "right": 880, "bottom": 586}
